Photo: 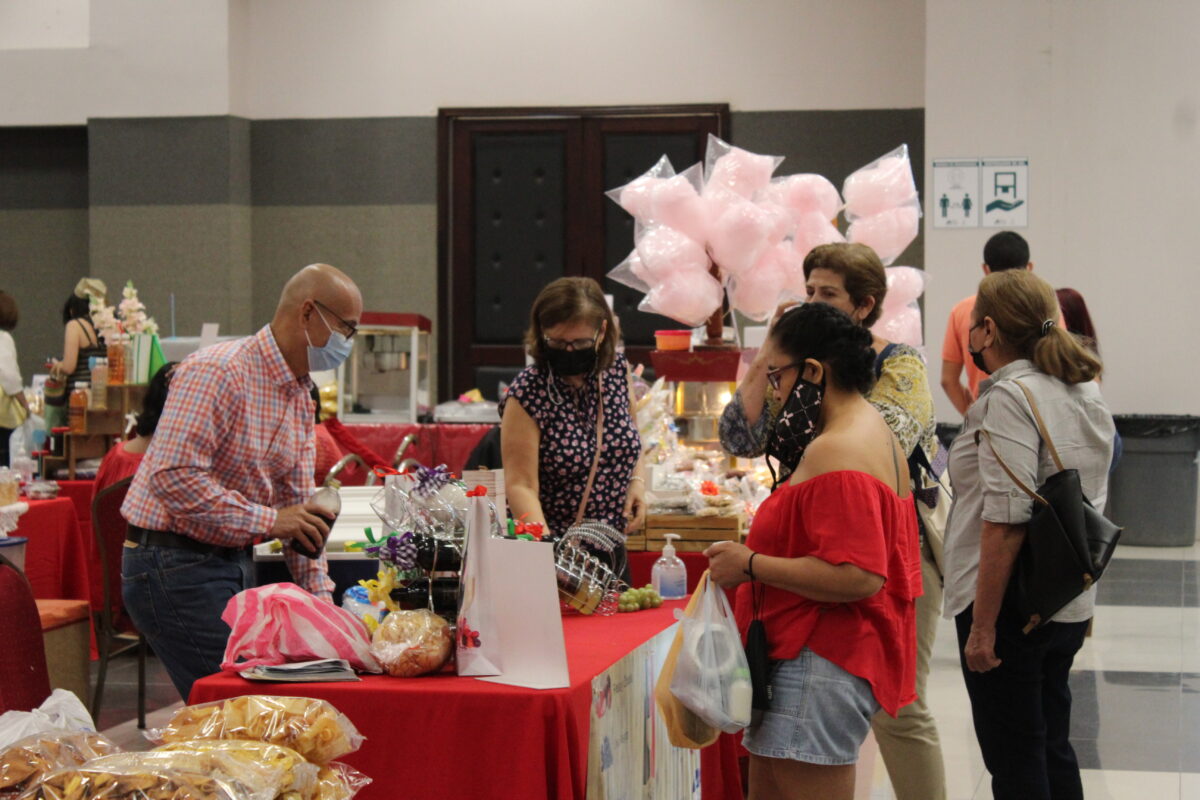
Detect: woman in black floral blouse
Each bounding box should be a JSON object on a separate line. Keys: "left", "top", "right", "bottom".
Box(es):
{"left": 720, "top": 242, "right": 948, "bottom": 800}
{"left": 501, "top": 278, "right": 646, "bottom": 561}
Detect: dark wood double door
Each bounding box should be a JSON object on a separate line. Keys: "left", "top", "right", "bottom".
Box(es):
{"left": 438, "top": 105, "right": 729, "bottom": 400}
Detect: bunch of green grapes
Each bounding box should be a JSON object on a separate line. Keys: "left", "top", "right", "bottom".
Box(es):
{"left": 618, "top": 584, "right": 663, "bottom": 613}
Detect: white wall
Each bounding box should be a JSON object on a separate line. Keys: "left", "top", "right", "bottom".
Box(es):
{"left": 0, "top": 0, "right": 232, "bottom": 125}
{"left": 924, "top": 0, "right": 1200, "bottom": 418}
{"left": 0, "top": 0, "right": 925, "bottom": 124}
{"left": 242, "top": 0, "right": 923, "bottom": 117}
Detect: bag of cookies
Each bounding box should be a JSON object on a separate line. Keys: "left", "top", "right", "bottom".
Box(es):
{"left": 0, "top": 731, "right": 119, "bottom": 796}
{"left": 152, "top": 741, "right": 318, "bottom": 800}
{"left": 149, "top": 697, "right": 362, "bottom": 766}
{"left": 19, "top": 756, "right": 244, "bottom": 800}
{"left": 312, "top": 763, "right": 371, "bottom": 800}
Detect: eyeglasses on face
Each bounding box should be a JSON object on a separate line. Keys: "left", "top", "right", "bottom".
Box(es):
{"left": 765, "top": 362, "right": 805, "bottom": 391}
{"left": 543, "top": 332, "right": 599, "bottom": 351}
{"left": 314, "top": 300, "right": 358, "bottom": 340}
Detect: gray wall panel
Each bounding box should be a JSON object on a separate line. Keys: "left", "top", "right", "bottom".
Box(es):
{"left": 251, "top": 204, "right": 438, "bottom": 397}
{"left": 89, "top": 117, "right": 251, "bottom": 206}
{"left": 90, "top": 206, "right": 254, "bottom": 339}
{"left": 0, "top": 127, "right": 88, "bottom": 210}
{"left": 0, "top": 209, "right": 89, "bottom": 382}
{"left": 251, "top": 118, "right": 436, "bottom": 206}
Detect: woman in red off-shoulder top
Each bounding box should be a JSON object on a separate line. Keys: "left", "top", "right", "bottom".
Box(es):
{"left": 707, "top": 303, "right": 921, "bottom": 800}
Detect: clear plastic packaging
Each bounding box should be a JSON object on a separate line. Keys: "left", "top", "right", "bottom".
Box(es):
{"left": 152, "top": 740, "right": 320, "bottom": 800}
{"left": 22, "top": 758, "right": 243, "bottom": 799}
{"left": 870, "top": 266, "right": 928, "bottom": 347}
{"left": 313, "top": 762, "right": 373, "bottom": 800}
{"left": 669, "top": 572, "right": 752, "bottom": 733}
{"left": 841, "top": 144, "right": 919, "bottom": 221}
{"left": 369, "top": 608, "right": 453, "bottom": 677}
{"left": 604, "top": 154, "right": 675, "bottom": 220}
{"left": 149, "top": 696, "right": 363, "bottom": 766}
{"left": 758, "top": 173, "right": 842, "bottom": 225}
{"left": 846, "top": 205, "right": 921, "bottom": 266}
{"left": 0, "top": 731, "right": 119, "bottom": 796}
{"left": 638, "top": 271, "right": 724, "bottom": 328}
{"left": 702, "top": 134, "right": 783, "bottom": 202}
{"left": 707, "top": 199, "right": 791, "bottom": 279}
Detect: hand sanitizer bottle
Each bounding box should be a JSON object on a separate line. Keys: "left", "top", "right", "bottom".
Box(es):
{"left": 651, "top": 533, "right": 688, "bottom": 599}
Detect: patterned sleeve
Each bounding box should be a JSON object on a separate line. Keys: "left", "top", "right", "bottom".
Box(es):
{"left": 499, "top": 365, "right": 543, "bottom": 427}
{"left": 868, "top": 344, "right": 938, "bottom": 458}
{"left": 719, "top": 389, "right": 776, "bottom": 458}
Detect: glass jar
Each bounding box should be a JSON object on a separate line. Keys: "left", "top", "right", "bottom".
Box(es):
{"left": 107, "top": 340, "right": 126, "bottom": 385}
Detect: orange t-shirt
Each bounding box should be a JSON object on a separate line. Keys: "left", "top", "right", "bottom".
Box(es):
{"left": 941, "top": 295, "right": 987, "bottom": 399}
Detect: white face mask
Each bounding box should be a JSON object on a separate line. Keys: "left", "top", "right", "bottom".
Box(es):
{"left": 306, "top": 305, "right": 354, "bottom": 372}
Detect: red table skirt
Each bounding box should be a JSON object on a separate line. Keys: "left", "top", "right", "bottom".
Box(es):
{"left": 192, "top": 602, "right": 744, "bottom": 800}
{"left": 17, "top": 498, "right": 92, "bottom": 609}
{"left": 54, "top": 480, "right": 102, "bottom": 609}
{"left": 335, "top": 422, "right": 493, "bottom": 480}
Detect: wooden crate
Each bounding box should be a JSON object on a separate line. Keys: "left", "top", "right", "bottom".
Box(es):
{"left": 624, "top": 534, "right": 647, "bottom": 552}
{"left": 645, "top": 513, "right": 744, "bottom": 550}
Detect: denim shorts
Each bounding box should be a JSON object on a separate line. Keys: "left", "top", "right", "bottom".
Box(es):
{"left": 741, "top": 647, "right": 881, "bottom": 765}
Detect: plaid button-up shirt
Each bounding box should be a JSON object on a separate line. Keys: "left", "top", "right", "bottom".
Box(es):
{"left": 122, "top": 325, "right": 333, "bottom": 597}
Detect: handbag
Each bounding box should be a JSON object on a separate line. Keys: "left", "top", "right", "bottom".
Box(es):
{"left": 976, "top": 379, "right": 1122, "bottom": 633}
{"left": 743, "top": 581, "right": 773, "bottom": 725}
{"left": 0, "top": 393, "right": 27, "bottom": 429}
{"left": 42, "top": 375, "right": 67, "bottom": 407}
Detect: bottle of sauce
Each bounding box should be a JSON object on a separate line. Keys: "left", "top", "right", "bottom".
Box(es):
{"left": 292, "top": 482, "right": 341, "bottom": 559}
{"left": 90, "top": 358, "right": 108, "bottom": 410}
{"left": 68, "top": 383, "right": 90, "bottom": 434}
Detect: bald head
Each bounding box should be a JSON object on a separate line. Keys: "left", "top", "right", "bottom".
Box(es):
{"left": 271, "top": 263, "right": 364, "bottom": 378}
{"left": 277, "top": 263, "right": 362, "bottom": 316}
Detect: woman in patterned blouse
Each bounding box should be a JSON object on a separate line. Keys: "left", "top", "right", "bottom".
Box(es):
{"left": 501, "top": 278, "right": 646, "bottom": 569}
{"left": 720, "top": 242, "right": 947, "bottom": 800}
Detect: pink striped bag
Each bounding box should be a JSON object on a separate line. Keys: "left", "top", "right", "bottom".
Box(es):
{"left": 221, "top": 583, "right": 382, "bottom": 673}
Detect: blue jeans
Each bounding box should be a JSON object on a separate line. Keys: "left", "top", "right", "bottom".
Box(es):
{"left": 122, "top": 541, "right": 252, "bottom": 700}
{"left": 955, "top": 603, "right": 1089, "bottom": 800}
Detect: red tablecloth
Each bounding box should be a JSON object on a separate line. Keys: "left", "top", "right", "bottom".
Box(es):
{"left": 16, "top": 498, "right": 92, "bottom": 607}
{"left": 55, "top": 480, "right": 101, "bottom": 609}
{"left": 191, "top": 602, "right": 743, "bottom": 800}
{"left": 338, "top": 422, "right": 493, "bottom": 475}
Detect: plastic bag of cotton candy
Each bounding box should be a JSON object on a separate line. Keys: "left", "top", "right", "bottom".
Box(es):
{"left": 843, "top": 144, "right": 922, "bottom": 266}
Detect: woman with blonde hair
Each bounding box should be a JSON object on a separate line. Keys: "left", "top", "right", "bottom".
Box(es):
{"left": 944, "top": 268, "right": 1113, "bottom": 800}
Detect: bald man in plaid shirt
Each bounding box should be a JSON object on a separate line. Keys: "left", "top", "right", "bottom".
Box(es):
{"left": 122, "top": 264, "right": 363, "bottom": 698}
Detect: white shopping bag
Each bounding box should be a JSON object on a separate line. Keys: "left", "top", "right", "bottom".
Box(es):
{"left": 456, "top": 491, "right": 569, "bottom": 689}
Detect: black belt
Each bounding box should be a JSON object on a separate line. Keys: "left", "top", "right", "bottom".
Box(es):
{"left": 126, "top": 525, "right": 248, "bottom": 557}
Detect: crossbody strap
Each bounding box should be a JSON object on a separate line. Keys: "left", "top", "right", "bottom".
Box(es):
{"left": 1011, "top": 379, "right": 1065, "bottom": 472}
{"left": 572, "top": 373, "right": 605, "bottom": 527}
{"left": 976, "top": 429, "right": 1049, "bottom": 506}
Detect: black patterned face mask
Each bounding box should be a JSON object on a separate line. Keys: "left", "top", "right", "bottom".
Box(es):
{"left": 765, "top": 376, "right": 825, "bottom": 488}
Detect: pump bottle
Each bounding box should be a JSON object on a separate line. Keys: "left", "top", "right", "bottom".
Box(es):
{"left": 651, "top": 533, "right": 688, "bottom": 599}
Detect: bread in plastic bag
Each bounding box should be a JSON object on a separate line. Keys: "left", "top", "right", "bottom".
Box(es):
{"left": 0, "top": 731, "right": 119, "bottom": 795}
{"left": 152, "top": 740, "right": 318, "bottom": 800}
{"left": 370, "top": 608, "right": 453, "bottom": 677}
{"left": 149, "top": 696, "right": 362, "bottom": 766}
{"left": 312, "top": 763, "right": 372, "bottom": 800}
{"left": 18, "top": 754, "right": 243, "bottom": 800}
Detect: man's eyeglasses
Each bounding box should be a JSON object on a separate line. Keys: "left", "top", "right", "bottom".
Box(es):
{"left": 765, "top": 363, "right": 804, "bottom": 391}
{"left": 315, "top": 300, "right": 358, "bottom": 340}
{"left": 543, "top": 333, "right": 599, "bottom": 351}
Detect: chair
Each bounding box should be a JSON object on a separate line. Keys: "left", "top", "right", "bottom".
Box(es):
{"left": 0, "top": 553, "right": 52, "bottom": 714}
{"left": 392, "top": 432, "right": 420, "bottom": 468}
{"left": 325, "top": 453, "right": 377, "bottom": 487}
{"left": 90, "top": 476, "right": 147, "bottom": 728}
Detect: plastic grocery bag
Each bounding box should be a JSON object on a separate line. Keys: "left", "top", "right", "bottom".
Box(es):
{"left": 653, "top": 573, "right": 719, "bottom": 749}
{"left": 0, "top": 689, "right": 95, "bottom": 750}
{"left": 220, "top": 583, "right": 381, "bottom": 674}
{"left": 668, "top": 571, "right": 752, "bottom": 733}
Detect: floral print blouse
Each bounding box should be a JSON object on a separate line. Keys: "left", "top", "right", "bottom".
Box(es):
{"left": 501, "top": 353, "right": 642, "bottom": 537}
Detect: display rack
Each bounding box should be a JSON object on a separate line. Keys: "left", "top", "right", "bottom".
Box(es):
{"left": 41, "top": 384, "right": 147, "bottom": 479}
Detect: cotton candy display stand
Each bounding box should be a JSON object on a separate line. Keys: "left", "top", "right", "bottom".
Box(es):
{"left": 457, "top": 492, "right": 569, "bottom": 689}
{"left": 606, "top": 135, "right": 926, "bottom": 331}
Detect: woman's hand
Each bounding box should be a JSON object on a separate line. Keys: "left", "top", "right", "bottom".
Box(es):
{"left": 623, "top": 478, "right": 646, "bottom": 534}
{"left": 704, "top": 540, "right": 753, "bottom": 589}
{"left": 965, "top": 625, "right": 1002, "bottom": 672}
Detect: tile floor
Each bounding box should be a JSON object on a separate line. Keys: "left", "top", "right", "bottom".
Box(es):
{"left": 93, "top": 543, "right": 1199, "bottom": 799}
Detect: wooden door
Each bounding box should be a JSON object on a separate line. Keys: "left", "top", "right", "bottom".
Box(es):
{"left": 438, "top": 105, "right": 728, "bottom": 401}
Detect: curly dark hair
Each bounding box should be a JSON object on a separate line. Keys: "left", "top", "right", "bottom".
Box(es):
{"left": 770, "top": 302, "right": 876, "bottom": 395}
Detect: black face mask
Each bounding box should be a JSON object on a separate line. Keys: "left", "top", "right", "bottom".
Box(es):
{"left": 765, "top": 375, "right": 825, "bottom": 488}
{"left": 544, "top": 346, "right": 598, "bottom": 377}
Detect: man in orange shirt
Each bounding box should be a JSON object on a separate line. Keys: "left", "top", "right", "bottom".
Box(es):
{"left": 940, "top": 232, "right": 1033, "bottom": 415}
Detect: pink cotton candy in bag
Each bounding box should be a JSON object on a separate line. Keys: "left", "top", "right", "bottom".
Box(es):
{"left": 221, "top": 583, "right": 381, "bottom": 673}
